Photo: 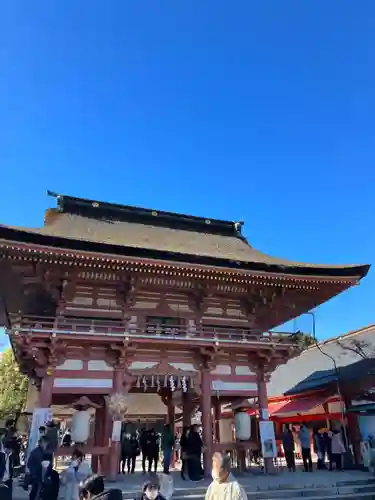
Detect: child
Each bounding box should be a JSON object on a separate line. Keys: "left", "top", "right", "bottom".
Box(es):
{"left": 136, "top": 475, "right": 171, "bottom": 500}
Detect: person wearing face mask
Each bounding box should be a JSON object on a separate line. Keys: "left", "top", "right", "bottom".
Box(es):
{"left": 63, "top": 449, "right": 92, "bottom": 500}
{"left": 205, "top": 453, "right": 247, "bottom": 500}
{"left": 136, "top": 476, "right": 167, "bottom": 500}
{"left": 79, "top": 474, "right": 122, "bottom": 500}
{"left": 24, "top": 436, "right": 51, "bottom": 500}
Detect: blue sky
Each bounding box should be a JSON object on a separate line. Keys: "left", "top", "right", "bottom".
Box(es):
{"left": 0, "top": 1, "right": 374, "bottom": 348}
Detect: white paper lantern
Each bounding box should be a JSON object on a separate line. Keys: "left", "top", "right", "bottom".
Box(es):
{"left": 219, "top": 418, "right": 234, "bottom": 443}
{"left": 71, "top": 410, "right": 91, "bottom": 443}
{"left": 234, "top": 411, "right": 251, "bottom": 441}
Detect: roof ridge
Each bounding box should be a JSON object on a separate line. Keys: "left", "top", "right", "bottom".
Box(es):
{"left": 47, "top": 190, "right": 245, "bottom": 238}
{"left": 304, "top": 323, "right": 375, "bottom": 351}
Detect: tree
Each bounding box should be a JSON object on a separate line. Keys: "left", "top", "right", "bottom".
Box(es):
{"left": 0, "top": 348, "right": 28, "bottom": 421}
{"left": 294, "top": 331, "right": 316, "bottom": 349}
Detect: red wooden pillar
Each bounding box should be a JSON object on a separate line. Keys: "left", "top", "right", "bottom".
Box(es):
{"left": 213, "top": 399, "right": 221, "bottom": 443}
{"left": 38, "top": 368, "right": 54, "bottom": 407}
{"left": 257, "top": 369, "right": 274, "bottom": 474}
{"left": 182, "top": 392, "right": 191, "bottom": 427}
{"left": 92, "top": 406, "right": 105, "bottom": 474}
{"left": 107, "top": 369, "right": 123, "bottom": 480}
{"left": 182, "top": 392, "right": 193, "bottom": 428}
{"left": 201, "top": 369, "right": 212, "bottom": 475}
{"left": 167, "top": 400, "right": 176, "bottom": 468}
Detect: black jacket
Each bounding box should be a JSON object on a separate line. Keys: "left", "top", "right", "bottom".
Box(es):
{"left": 26, "top": 446, "right": 47, "bottom": 483}
{"left": 135, "top": 494, "right": 167, "bottom": 500}
{"left": 187, "top": 431, "right": 202, "bottom": 456}
{"left": 0, "top": 483, "right": 11, "bottom": 500}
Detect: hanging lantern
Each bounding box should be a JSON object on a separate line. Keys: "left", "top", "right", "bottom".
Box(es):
{"left": 234, "top": 411, "right": 251, "bottom": 441}
{"left": 71, "top": 410, "right": 91, "bottom": 444}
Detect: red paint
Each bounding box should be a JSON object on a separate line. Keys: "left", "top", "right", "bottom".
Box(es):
{"left": 209, "top": 374, "right": 257, "bottom": 383}
{"left": 53, "top": 387, "right": 111, "bottom": 395}
{"left": 39, "top": 374, "right": 54, "bottom": 407}
{"left": 201, "top": 370, "right": 212, "bottom": 474}
{"left": 54, "top": 370, "right": 113, "bottom": 378}
{"left": 271, "top": 395, "right": 328, "bottom": 417}
{"left": 272, "top": 412, "right": 342, "bottom": 424}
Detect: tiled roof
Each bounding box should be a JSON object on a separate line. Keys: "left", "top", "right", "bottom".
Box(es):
{"left": 16, "top": 212, "right": 292, "bottom": 264}
{"left": 267, "top": 324, "right": 375, "bottom": 397}
{"left": 0, "top": 193, "right": 369, "bottom": 276}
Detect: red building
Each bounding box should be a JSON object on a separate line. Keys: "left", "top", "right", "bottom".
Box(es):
{"left": 0, "top": 192, "right": 369, "bottom": 477}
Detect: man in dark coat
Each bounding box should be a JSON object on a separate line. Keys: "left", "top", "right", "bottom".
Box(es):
{"left": 25, "top": 436, "right": 49, "bottom": 500}
{"left": 146, "top": 429, "right": 159, "bottom": 473}
{"left": 187, "top": 425, "right": 203, "bottom": 481}
{"left": 140, "top": 429, "right": 149, "bottom": 473}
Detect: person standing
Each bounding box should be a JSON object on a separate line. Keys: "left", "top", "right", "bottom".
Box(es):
{"left": 299, "top": 424, "right": 313, "bottom": 472}
{"left": 180, "top": 427, "right": 189, "bottom": 480}
{"left": 126, "top": 434, "right": 139, "bottom": 474}
{"left": 120, "top": 434, "right": 132, "bottom": 475}
{"left": 314, "top": 430, "right": 327, "bottom": 470}
{"left": 140, "top": 429, "right": 149, "bottom": 473}
{"left": 62, "top": 449, "right": 91, "bottom": 500}
{"left": 329, "top": 429, "right": 345, "bottom": 471}
{"left": 161, "top": 424, "right": 174, "bottom": 474}
{"left": 205, "top": 453, "right": 247, "bottom": 500}
{"left": 147, "top": 429, "right": 159, "bottom": 473}
{"left": 25, "top": 435, "right": 50, "bottom": 500}
{"left": 1, "top": 442, "right": 15, "bottom": 499}
{"left": 187, "top": 425, "right": 203, "bottom": 481}
{"left": 282, "top": 425, "right": 295, "bottom": 472}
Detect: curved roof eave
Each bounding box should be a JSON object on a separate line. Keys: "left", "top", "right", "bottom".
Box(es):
{"left": 0, "top": 224, "right": 370, "bottom": 279}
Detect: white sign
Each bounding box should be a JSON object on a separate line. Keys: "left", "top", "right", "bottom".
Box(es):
{"left": 261, "top": 408, "right": 269, "bottom": 420}
{"left": 27, "top": 408, "right": 53, "bottom": 459}
{"left": 112, "top": 420, "right": 122, "bottom": 442}
{"left": 259, "top": 420, "right": 277, "bottom": 458}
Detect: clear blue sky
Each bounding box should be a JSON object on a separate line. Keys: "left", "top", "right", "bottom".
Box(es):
{"left": 0, "top": 1, "right": 374, "bottom": 349}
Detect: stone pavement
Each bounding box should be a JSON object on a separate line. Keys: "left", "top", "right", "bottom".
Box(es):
{"left": 11, "top": 469, "right": 375, "bottom": 500}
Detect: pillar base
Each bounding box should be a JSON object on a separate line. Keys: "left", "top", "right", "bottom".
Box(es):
{"left": 107, "top": 442, "right": 120, "bottom": 481}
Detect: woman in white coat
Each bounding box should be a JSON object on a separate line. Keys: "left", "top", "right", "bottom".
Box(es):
{"left": 63, "top": 449, "right": 92, "bottom": 500}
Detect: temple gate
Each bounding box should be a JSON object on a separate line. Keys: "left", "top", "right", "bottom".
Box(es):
{"left": 0, "top": 192, "right": 369, "bottom": 478}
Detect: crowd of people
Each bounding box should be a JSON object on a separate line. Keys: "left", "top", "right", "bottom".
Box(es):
{"left": 281, "top": 424, "right": 346, "bottom": 472}
{"left": 120, "top": 424, "right": 204, "bottom": 481}
{"left": 0, "top": 415, "right": 249, "bottom": 500}
{"left": 2, "top": 416, "right": 349, "bottom": 500}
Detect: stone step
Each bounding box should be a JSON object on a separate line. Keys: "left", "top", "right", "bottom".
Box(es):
{"left": 120, "top": 483, "right": 375, "bottom": 500}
